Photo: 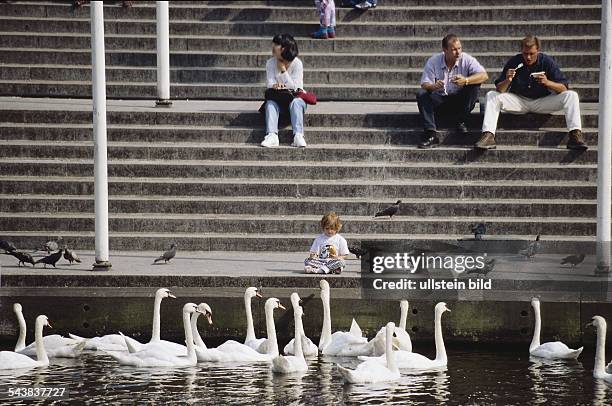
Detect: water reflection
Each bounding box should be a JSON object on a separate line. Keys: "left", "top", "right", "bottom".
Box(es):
{"left": 0, "top": 349, "right": 609, "bottom": 404}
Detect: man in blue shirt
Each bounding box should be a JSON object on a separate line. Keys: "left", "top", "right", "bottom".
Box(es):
{"left": 476, "top": 35, "right": 586, "bottom": 150}
{"left": 417, "top": 34, "right": 489, "bottom": 148}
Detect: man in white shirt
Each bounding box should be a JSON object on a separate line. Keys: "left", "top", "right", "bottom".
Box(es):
{"left": 261, "top": 34, "right": 307, "bottom": 148}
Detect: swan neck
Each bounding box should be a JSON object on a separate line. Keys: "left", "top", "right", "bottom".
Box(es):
{"left": 399, "top": 305, "right": 408, "bottom": 331}
{"left": 14, "top": 308, "right": 27, "bottom": 351}
{"left": 320, "top": 293, "right": 332, "bottom": 349}
{"left": 183, "top": 311, "right": 196, "bottom": 361}
{"left": 530, "top": 304, "right": 541, "bottom": 352}
{"left": 152, "top": 295, "right": 162, "bottom": 341}
{"left": 386, "top": 326, "right": 398, "bottom": 373}
{"left": 434, "top": 311, "right": 447, "bottom": 363}
{"left": 594, "top": 323, "right": 607, "bottom": 375}
{"left": 265, "top": 305, "right": 279, "bottom": 356}
{"left": 191, "top": 313, "right": 206, "bottom": 349}
{"left": 294, "top": 311, "right": 304, "bottom": 358}
{"left": 245, "top": 295, "right": 256, "bottom": 342}
{"left": 34, "top": 319, "right": 48, "bottom": 363}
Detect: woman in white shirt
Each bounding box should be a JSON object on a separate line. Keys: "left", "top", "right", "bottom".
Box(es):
{"left": 261, "top": 34, "right": 307, "bottom": 148}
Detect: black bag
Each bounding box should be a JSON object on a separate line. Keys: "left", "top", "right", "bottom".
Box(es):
{"left": 258, "top": 88, "right": 296, "bottom": 119}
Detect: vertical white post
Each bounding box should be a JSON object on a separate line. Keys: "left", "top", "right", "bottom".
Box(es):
{"left": 596, "top": 0, "right": 612, "bottom": 274}
{"left": 156, "top": 1, "right": 172, "bottom": 106}
{"left": 91, "top": 1, "right": 111, "bottom": 270}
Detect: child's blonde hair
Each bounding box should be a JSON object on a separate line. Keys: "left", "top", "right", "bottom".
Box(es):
{"left": 320, "top": 211, "right": 342, "bottom": 232}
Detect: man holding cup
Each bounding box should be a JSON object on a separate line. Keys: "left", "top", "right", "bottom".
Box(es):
{"left": 476, "top": 35, "right": 586, "bottom": 150}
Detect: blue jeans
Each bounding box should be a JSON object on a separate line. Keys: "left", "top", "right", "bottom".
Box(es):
{"left": 265, "top": 98, "right": 307, "bottom": 135}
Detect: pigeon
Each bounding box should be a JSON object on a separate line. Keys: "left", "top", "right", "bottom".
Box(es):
{"left": 64, "top": 248, "right": 82, "bottom": 265}
{"left": 0, "top": 239, "right": 17, "bottom": 252}
{"left": 519, "top": 235, "right": 541, "bottom": 260}
{"left": 348, "top": 246, "right": 368, "bottom": 259}
{"left": 153, "top": 243, "right": 177, "bottom": 264}
{"left": 560, "top": 253, "right": 586, "bottom": 268}
{"left": 374, "top": 200, "right": 402, "bottom": 219}
{"left": 466, "top": 258, "right": 495, "bottom": 278}
{"left": 34, "top": 249, "right": 64, "bottom": 268}
{"left": 37, "top": 237, "right": 64, "bottom": 253}
{"left": 3, "top": 250, "right": 35, "bottom": 267}
{"left": 471, "top": 223, "right": 486, "bottom": 240}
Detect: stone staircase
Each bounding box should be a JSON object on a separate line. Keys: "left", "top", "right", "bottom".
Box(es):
{"left": 0, "top": 0, "right": 603, "bottom": 253}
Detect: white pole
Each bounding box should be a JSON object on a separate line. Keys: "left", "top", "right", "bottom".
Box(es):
{"left": 596, "top": 0, "right": 612, "bottom": 274}
{"left": 156, "top": 1, "right": 172, "bottom": 106}
{"left": 91, "top": 1, "right": 111, "bottom": 270}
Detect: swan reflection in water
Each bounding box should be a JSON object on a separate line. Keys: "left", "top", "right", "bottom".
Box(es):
{"left": 529, "top": 356, "right": 584, "bottom": 405}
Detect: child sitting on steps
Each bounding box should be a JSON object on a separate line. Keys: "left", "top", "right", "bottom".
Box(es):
{"left": 304, "top": 212, "right": 349, "bottom": 274}
{"left": 312, "top": 0, "right": 336, "bottom": 39}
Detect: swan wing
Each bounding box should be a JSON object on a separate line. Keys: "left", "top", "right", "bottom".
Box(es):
{"left": 606, "top": 361, "right": 612, "bottom": 374}
{"left": 271, "top": 355, "right": 307, "bottom": 373}
{"left": 322, "top": 331, "right": 369, "bottom": 356}
{"left": 284, "top": 336, "right": 319, "bottom": 357}
{"left": 394, "top": 327, "right": 413, "bottom": 352}
{"left": 196, "top": 342, "right": 272, "bottom": 363}
{"left": 349, "top": 319, "right": 363, "bottom": 337}
{"left": 0, "top": 351, "right": 39, "bottom": 369}
{"left": 358, "top": 351, "right": 442, "bottom": 369}
{"left": 530, "top": 342, "right": 583, "bottom": 359}
{"left": 338, "top": 360, "right": 399, "bottom": 384}
{"left": 244, "top": 337, "right": 267, "bottom": 353}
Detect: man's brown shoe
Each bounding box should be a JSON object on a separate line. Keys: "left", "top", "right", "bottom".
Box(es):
{"left": 475, "top": 131, "right": 496, "bottom": 150}
{"left": 567, "top": 129, "right": 588, "bottom": 151}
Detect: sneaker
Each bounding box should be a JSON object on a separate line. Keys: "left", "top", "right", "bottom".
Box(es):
{"left": 326, "top": 27, "right": 336, "bottom": 38}
{"left": 355, "top": 1, "right": 372, "bottom": 9}
{"left": 475, "top": 131, "right": 496, "bottom": 150}
{"left": 305, "top": 266, "right": 316, "bottom": 274}
{"left": 332, "top": 267, "right": 343, "bottom": 275}
{"left": 567, "top": 129, "right": 588, "bottom": 151}
{"left": 311, "top": 27, "right": 328, "bottom": 39}
{"left": 291, "top": 133, "right": 307, "bottom": 147}
{"left": 261, "top": 133, "right": 279, "bottom": 148}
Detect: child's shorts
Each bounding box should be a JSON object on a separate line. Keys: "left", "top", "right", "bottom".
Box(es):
{"left": 304, "top": 257, "right": 345, "bottom": 274}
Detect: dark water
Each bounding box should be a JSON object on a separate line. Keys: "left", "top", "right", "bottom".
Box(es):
{"left": 0, "top": 346, "right": 611, "bottom": 405}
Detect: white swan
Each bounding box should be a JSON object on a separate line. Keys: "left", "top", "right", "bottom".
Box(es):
{"left": 0, "top": 315, "right": 51, "bottom": 370}
{"left": 283, "top": 292, "right": 319, "bottom": 357}
{"left": 194, "top": 298, "right": 285, "bottom": 362}
{"left": 70, "top": 288, "right": 177, "bottom": 353}
{"left": 272, "top": 306, "right": 308, "bottom": 373}
{"left": 529, "top": 298, "right": 583, "bottom": 359}
{"left": 14, "top": 303, "right": 86, "bottom": 358}
{"left": 358, "top": 302, "right": 451, "bottom": 370}
{"left": 243, "top": 286, "right": 266, "bottom": 352}
{"left": 371, "top": 299, "right": 412, "bottom": 355}
{"left": 589, "top": 315, "right": 612, "bottom": 383}
{"left": 106, "top": 303, "right": 200, "bottom": 367}
{"left": 337, "top": 322, "right": 401, "bottom": 384}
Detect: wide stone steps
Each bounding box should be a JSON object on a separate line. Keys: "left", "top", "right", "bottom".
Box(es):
{"left": 0, "top": 123, "right": 600, "bottom": 147}
{"left": 0, "top": 195, "right": 596, "bottom": 218}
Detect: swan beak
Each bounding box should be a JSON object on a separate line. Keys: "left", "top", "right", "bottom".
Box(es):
{"left": 206, "top": 314, "right": 213, "bottom": 325}
{"left": 256, "top": 292, "right": 263, "bottom": 298}
{"left": 446, "top": 308, "right": 451, "bottom": 312}
{"left": 278, "top": 304, "right": 286, "bottom": 310}
{"left": 586, "top": 321, "right": 593, "bottom": 328}
{"left": 47, "top": 321, "right": 53, "bottom": 328}
{"left": 168, "top": 293, "right": 176, "bottom": 299}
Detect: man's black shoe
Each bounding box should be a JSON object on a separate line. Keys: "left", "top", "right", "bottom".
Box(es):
{"left": 456, "top": 122, "right": 468, "bottom": 134}
{"left": 418, "top": 130, "right": 439, "bottom": 149}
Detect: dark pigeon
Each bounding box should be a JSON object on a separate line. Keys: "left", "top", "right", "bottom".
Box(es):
{"left": 64, "top": 248, "right": 82, "bottom": 264}
{"left": 3, "top": 250, "right": 35, "bottom": 267}
{"left": 348, "top": 246, "right": 368, "bottom": 259}
{"left": 471, "top": 223, "right": 486, "bottom": 240}
{"left": 0, "top": 239, "right": 17, "bottom": 252}
{"left": 466, "top": 258, "right": 496, "bottom": 277}
{"left": 35, "top": 249, "right": 64, "bottom": 268}
{"left": 154, "top": 243, "right": 177, "bottom": 264}
{"left": 560, "top": 254, "right": 586, "bottom": 268}
{"left": 374, "top": 200, "right": 402, "bottom": 219}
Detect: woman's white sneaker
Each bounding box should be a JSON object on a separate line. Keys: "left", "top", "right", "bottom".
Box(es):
{"left": 261, "top": 133, "right": 279, "bottom": 147}
{"left": 292, "top": 133, "right": 307, "bottom": 147}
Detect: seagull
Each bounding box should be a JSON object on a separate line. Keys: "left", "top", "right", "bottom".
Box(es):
{"left": 64, "top": 248, "right": 82, "bottom": 265}
{"left": 3, "top": 250, "right": 35, "bottom": 267}
{"left": 349, "top": 246, "right": 368, "bottom": 259}
{"left": 153, "top": 243, "right": 177, "bottom": 264}
{"left": 471, "top": 223, "right": 486, "bottom": 240}
{"left": 560, "top": 254, "right": 586, "bottom": 268}
{"left": 0, "top": 239, "right": 17, "bottom": 252}
{"left": 466, "top": 258, "right": 495, "bottom": 278}
{"left": 519, "top": 235, "right": 541, "bottom": 260}
{"left": 34, "top": 249, "right": 64, "bottom": 268}
{"left": 374, "top": 200, "right": 401, "bottom": 219}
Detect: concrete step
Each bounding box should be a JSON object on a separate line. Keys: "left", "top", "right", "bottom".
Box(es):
{"left": 0, "top": 158, "right": 597, "bottom": 182}
{"left": 0, "top": 177, "right": 597, "bottom": 200}
{"left": 0, "top": 213, "right": 597, "bottom": 236}
{"left": 0, "top": 3, "right": 602, "bottom": 23}
{"left": 0, "top": 17, "right": 601, "bottom": 37}
{"left": 0, "top": 230, "right": 596, "bottom": 253}
{"left": 0, "top": 123, "right": 599, "bottom": 147}
{"left": 0, "top": 33, "right": 600, "bottom": 54}
{"left": 0, "top": 195, "right": 597, "bottom": 218}
{"left": 0, "top": 105, "right": 600, "bottom": 129}
{"left": 0, "top": 49, "right": 598, "bottom": 70}
{"left": 0, "top": 142, "right": 600, "bottom": 165}
{"left": 187, "top": 0, "right": 600, "bottom": 6}
{"left": 0, "top": 64, "right": 599, "bottom": 85}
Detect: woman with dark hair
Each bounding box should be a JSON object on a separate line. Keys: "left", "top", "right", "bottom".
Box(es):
{"left": 261, "top": 34, "right": 307, "bottom": 148}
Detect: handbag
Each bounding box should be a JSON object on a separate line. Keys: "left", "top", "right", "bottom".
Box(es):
{"left": 295, "top": 89, "right": 317, "bottom": 105}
